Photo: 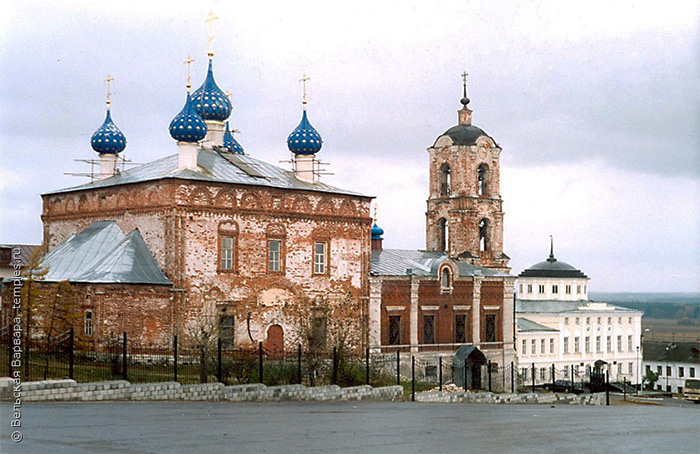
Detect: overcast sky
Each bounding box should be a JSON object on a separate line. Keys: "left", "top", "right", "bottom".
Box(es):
{"left": 1, "top": 1, "right": 698, "bottom": 292}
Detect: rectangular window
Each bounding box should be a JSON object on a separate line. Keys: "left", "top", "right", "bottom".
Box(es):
{"left": 564, "top": 317, "right": 569, "bottom": 325}
{"left": 574, "top": 337, "right": 580, "bottom": 353}
{"left": 679, "top": 367, "right": 684, "bottom": 378}
{"left": 455, "top": 314, "right": 467, "bottom": 343}
{"left": 627, "top": 335, "right": 633, "bottom": 352}
{"left": 666, "top": 366, "right": 672, "bottom": 377}
{"left": 484, "top": 314, "right": 497, "bottom": 342}
{"left": 563, "top": 337, "right": 569, "bottom": 354}
{"left": 423, "top": 315, "right": 435, "bottom": 344}
{"left": 585, "top": 336, "right": 590, "bottom": 353}
{"left": 540, "top": 369, "right": 546, "bottom": 381}
{"left": 313, "top": 242, "right": 327, "bottom": 274}
{"left": 597, "top": 317, "right": 601, "bottom": 324}
{"left": 538, "top": 285, "right": 545, "bottom": 294}
{"left": 268, "top": 240, "right": 281, "bottom": 272}
{"left": 549, "top": 338, "right": 554, "bottom": 353}
{"left": 522, "top": 339, "right": 527, "bottom": 354}
{"left": 565, "top": 285, "right": 571, "bottom": 294}
{"left": 552, "top": 285, "right": 558, "bottom": 294}
{"left": 607, "top": 317, "right": 612, "bottom": 324}
{"left": 585, "top": 317, "right": 590, "bottom": 325}
{"left": 690, "top": 367, "right": 695, "bottom": 378}
{"left": 540, "top": 339, "right": 545, "bottom": 355}
{"left": 219, "top": 314, "right": 234, "bottom": 348}
{"left": 628, "top": 317, "right": 632, "bottom": 324}
{"left": 617, "top": 363, "right": 622, "bottom": 375}
{"left": 519, "top": 284, "right": 523, "bottom": 293}
{"left": 606, "top": 335, "right": 611, "bottom": 352}
{"left": 575, "top": 317, "right": 580, "bottom": 325}
{"left": 84, "top": 310, "right": 93, "bottom": 337}
{"left": 531, "top": 339, "right": 536, "bottom": 354}
{"left": 628, "top": 362, "right": 633, "bottom": 374}
{"left": 527, "top": 284, "right": 532, "bottom": 293}
{"left": 596, "top": 336, "right": 601, "bottom": 352}
{"left": 645, "top": 365, "right": 651, "bottom": 373}
{"left": 389, "top": 316, "right": 401, "bottom": 345}
{"left": 657, "top": 365, "right": 662, "bottom": 376}
{"left": 617, "top": 335, "right": 622, "bottom": 351}
{"left": 220, "top": 236, "right": 234, "bottom": 270}
{"left": 577, "top": 285, "right": 581, "bottom": 294}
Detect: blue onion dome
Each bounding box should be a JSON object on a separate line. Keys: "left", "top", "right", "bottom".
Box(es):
{"left": 371, "top": 222, "right": 384, "bottom": 240}
{"left": 191, "top": 59, "right": 232, "bottom": 121}
{"left": 223, "top": 121, "right": 244, "bottom": 154}
{"left": 169, "top": 92, "right": 207, "bottom": 142}
{"left": 91, "top": 109, "right": 126, "bottom": 154}
{"left": 287, "top": 110, "right": 323, "bottom": 155}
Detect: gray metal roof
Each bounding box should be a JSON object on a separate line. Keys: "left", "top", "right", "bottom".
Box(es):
{"left": 0, "top": 244, "right": 39, "bottom": 267}
{"left": 371, "top": 248, "right": 509, "bottom": 277}
{"left": 46, "top": 148, "right": 368, "bottom": 198}
{"left": 434, "top": 124, "right": 498, "bottom": 147}
{"left": 643, "top": 341, "right": 700, "bottom": 364}
{"left": 516, "top": 299, "right": 640, "bottom": 314}
{"left": 42, "top": 221, "right": 171, "bottom": 285}
{"left": 517, "top": 317, "right": 559, "bottom": 333}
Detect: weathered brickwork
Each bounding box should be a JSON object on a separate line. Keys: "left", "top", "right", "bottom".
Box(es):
{"left": 40, "top": 176, "right": 373, "bottom": 348}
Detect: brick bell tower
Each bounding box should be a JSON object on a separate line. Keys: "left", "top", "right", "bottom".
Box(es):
{"left": 425, "top": 73, "right": 510, "bottom": 272}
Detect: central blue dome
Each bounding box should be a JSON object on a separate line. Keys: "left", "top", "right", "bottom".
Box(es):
{"left": 91, "top": 109, "right": 126, "bottom": 154}
{"left": 192, "top": 60, "right": 232, "bottom": 122}
{"left": 169, "top": 92, "right": 207, "bottom": 143}
{"left": 287, "top": 110, "right": 323, "bottom": 155}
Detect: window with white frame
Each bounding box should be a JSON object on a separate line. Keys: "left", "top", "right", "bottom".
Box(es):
{"left": 564, "top": 317, "right": 569, "bottom": 325}
{"left": 531, "top": 339, "right": 536, "bottom": 355}
{"left": 585, "top": 336, "right": 590, "bottom": 353}
{"left": 607, "top": 336, "right": 612, "bottom": 352}
{"left": 522, "top": 339, "right": 527, "bottom": 354}
{"left": 565, "top": 285, "right": 571, "bottom": 294}
{"left": 596, "top": 336, "right": 601, "bottom": 353}
{"left": 527, "top": 284, "right": 532, "bottom": 293}
{"left": 627, "top": 335, "right": 633, "bottom": 352}
{"left": 220, "top": 236, "right": 234, "bottom": 271}
{"left": 538, "top": 284, "right": 545, "bottom": 294}
{"left": 628, "top": 362, "right": 633, "bottom": 374}
{"left": 563, "top": 337, "right": 569, "bottom": 354}
{"left": 574, "top": 337, "right": 580, "bottom": 353}
{"left": 519, "top": 284, "right": 523, "bottom": 293}
{"left": 617, "top": 335, "right": 622, "bottom": 351}
{"left": 549, "top": 338, "right": 554, "bottom": 353}
{"left": 679, "top": 367, "right": 684, "bottom": 378}
{"left": 84, "top": 310, "right": 93, "bottom": 337}
{"left": 268, "top": 240, "right": 282, "bottom": 272}
{"left": 552, "top": 285, "right": 558, "bottom": 294}
{"left": 690, "top": 367, "right": 695, "bottom": 378}
{"left": 441, "top": 267, "right": 451, "bottom": 290}
{"left": 577, "top": 285, "right": 581, "bottom": 294}
{"left": 540, "top": 339, "right": 545, "bottom": 355}
{"left": 313, "top": 242, "right": 327, "bottom": 274}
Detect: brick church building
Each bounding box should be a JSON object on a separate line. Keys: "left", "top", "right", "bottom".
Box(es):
{"left": 369, "top": 80, "right": 516, "bottom": 389}
{"left": 33, "top": 51, "right": 373, "bottom": 351}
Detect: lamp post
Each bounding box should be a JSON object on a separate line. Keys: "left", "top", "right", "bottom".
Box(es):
{"left": 636, "top": 345, "right": 640, "bottom": 396}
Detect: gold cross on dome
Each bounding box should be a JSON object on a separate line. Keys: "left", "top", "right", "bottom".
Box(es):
{"left": 461, "top": 71, "right": 469, "bottom": 87}
{"left": 104, "top": 74, "right": 114, "bottom": 106}
{"left": 206, "top": 11, "right": 219, "bottom": 57}
{"left": 183, "top": 55, "right": 195, "bottom": 90}
{"left": 300, "top": 74, "right": 310, "bottom": 106}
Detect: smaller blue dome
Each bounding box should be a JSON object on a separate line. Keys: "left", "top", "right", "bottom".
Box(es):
{"left": 169, "top": 92, "right": 207, "bottom": 143}
{"left": 223, "top": 122, "right": 244, "bottom": 154}
{"left": 371, "top": 223, "right": 384, "bottom": 240}
{"left": 192, "top": 59, "right": 232, "bottom": 122}
{"left": 91, "top": 109, "right": 126, "bottom": 154}
{"left": 287, "top": 110, "right": 323, "bottom": 155}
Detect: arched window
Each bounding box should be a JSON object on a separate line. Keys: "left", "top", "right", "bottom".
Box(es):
{"left": 441, "top": 267, "right": 451, "bottom": 289}
{"left": 439, "top": 163, "right": 451, "bottom": 196}
{"left": 438, "top": 218, "right": 449, "bottom": 252}
{"left": 477, "top": 164, "right": 489, "bottom": 196}
{"left": 479, "top": 218, "right": 490, "bottom": 252}
{"left": 84, "top": 310, "right": 93, "bottom": 337}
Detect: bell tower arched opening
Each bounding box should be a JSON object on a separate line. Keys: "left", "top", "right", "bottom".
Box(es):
{"left": 438, "top": 218, "right": 449, "bottom": 252}
{"left": 439, "top": 163, "right": 451, "bottom": 196}
{"left": 477, "top": 164, "right": 489, "bottom": 196}
{"left": 479, "top": 218, "right": 490, "bottom": 252}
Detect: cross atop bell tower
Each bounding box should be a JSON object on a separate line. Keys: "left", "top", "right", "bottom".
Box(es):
{"left": 424, "top": 74, "right": 509, "bottom": 272}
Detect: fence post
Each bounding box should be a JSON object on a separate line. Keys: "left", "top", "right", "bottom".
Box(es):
{"left": 623, "top": 377, "right": 627, "bottom": 401}
{"left": 411, "top": 356, "right": 415, "bottom": 402}
{"left": 571, "top": 364, "right": 574, "bottom": 387}
{"left": 439, "top": 357, "right": 443, "bottom": 392}
{"left": 365, "top": 347, "right": 370, "bottom": 385}
{"left": 258, "top": 341, "right": 263, "bottom": 384}
{"left": 122, "top": 332, "right": 127, "bottom": 381}
{"left": 531, "top": 363, "right": 535, "bottom": 393}
{"left": 332, "top": 347, "right": 338, "bottom": 385}
{"left": 396, "top": 350, "right": 400, "bottom": 386}
{"left": 510, "top": 362, "right": 514, "bottom": 393}
{"left": 68, "top": 327, "right": 74, "bottom": 380}
{"left": 298, "top": 344, "right": 302, "bottom": 385}
{"left": 173, "top": 335, "right": 178, "bottom": 383}
{"left": 551, "top": 363, "right": 555, "bottom": 389}
{"left": 463, "top": 359, "right": 468, "bottom": 390}
{"left": 217, "top": 338, "right": 222, "bottom": 384}
{"left": 606, "top": 371, "right": 610, "bottom": 406}
{"left": 487, "top": 360, "right": 492, "bottom": 392}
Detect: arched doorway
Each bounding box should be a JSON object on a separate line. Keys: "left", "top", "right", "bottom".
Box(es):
{"left": 452, "top": 345, "right": 487, "bottom": 390}
{"left": 265, "top": 324, "right": 284, "bottom": 359}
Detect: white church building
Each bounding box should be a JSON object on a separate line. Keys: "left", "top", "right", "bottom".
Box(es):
{"left": 515, "top": 240, "right": 643, "bottom": 386}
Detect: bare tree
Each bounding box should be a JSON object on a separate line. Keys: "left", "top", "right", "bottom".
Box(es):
{"left": 183, "top": 302, "right": 220, "bottom": 383}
